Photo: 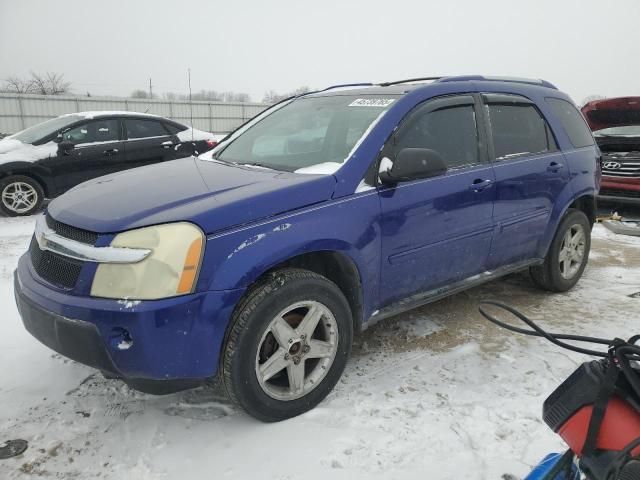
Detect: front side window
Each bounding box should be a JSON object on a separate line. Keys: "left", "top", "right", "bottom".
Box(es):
{"left": 546, "top": 98, "right": 595, "bottom": 147}
{"left": 62, "top": 119, "right": 120, "bottom": 145}
{"left": 487, "top": 103, "right": 554, "bottom": 159}
{"left": 215, "top": 95, "right": 398, "bottom": 172}
{"left": 394, "top": 104, "right": 480, "bottom": 169}
{"left": 125, "top": 119, "right": 169, "bottom": 139}
{"left": 12, "top": 115, "right": 83, "bottom": 144}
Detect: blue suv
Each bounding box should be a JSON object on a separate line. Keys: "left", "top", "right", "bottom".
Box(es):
{"left": 14, "top": 76, "right": 600, "bottom": 421}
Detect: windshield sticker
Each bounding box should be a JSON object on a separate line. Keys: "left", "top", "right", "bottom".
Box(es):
{"left": 349, "top": 98, "right": 395, "bottom": 108}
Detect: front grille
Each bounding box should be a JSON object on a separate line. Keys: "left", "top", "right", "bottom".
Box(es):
{"left": 599, "top": 188, "right": 640, "bottom": 199}
{"left": 29, "top": 238, "right": 83, "bottom": 289}
{"left": 601, "top": 155, "right": 640, "bottom": 178}
{"left": 29, "top": 215, "right": 98, "bottom": 289}
{"left": 46, "top": 214, "right": 98, "bottom": 245}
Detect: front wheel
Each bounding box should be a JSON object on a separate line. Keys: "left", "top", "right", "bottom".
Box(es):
{"left": 221, "top": 268, "right": 353, "bottom": 422}
{"left": 0, "top": 175, "right": 44, "bottom": 216}
{"left": 530, "top": 209, "right": 591, "bottom": 292}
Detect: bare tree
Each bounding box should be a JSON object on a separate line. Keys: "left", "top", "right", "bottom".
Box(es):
{"left": 130, "top": 89, "right": 150, "bottom": 99}
{"left": 262, "top": 86, "right": 310, "bottom": 103}
{"left": 2, "top": 75, "right": 35, "bottom": 94}
{"left": 29, "top": 72, "right": 71, "bottom": 95}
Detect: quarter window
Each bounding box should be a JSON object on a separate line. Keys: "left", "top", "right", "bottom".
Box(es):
{"left": 394, "top": 105, "right": 479, "bottom": 169}
{"left": 125, "top": 119, "right": 169, "bottom": 139}
{"left": 486, "top": 104, "right": 554, "bottom": 160}
{"left": 62, "top": 119, "right": 120, "bottom": 144}
{"left": 546, "top": 98, "right": 594, "bottom": 148}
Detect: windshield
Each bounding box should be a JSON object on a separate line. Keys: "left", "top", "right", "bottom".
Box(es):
{"left": 215, "top": 95, "right": 398, "bottom": 172}
{"left": 594, "top": 125, "right": 640, "bottom": 137}
{"left": 11, "top": 115, "right": 83, "bottom": 144}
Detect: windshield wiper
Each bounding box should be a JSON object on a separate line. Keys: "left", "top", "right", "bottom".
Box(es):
{"left": 236, "top": 162, "right": 277, "bottom": 171}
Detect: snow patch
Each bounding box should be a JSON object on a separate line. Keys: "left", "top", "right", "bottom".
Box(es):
{"left": 0, "top": 138, "right": 57, "bottom": 164}
{"left": 356, "top": 179, "right": 375, "bottom": 193}
{"left": 294, "top": 162, "right": 342, "bottom": 175}
{"left": 176, "top": 127, "right": 217, "bottom": 142}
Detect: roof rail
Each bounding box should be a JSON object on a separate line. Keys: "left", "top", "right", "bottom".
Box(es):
{"left": 314, "top": 83, "right": 374, "bottom": 93}
{"left": 378, "top": 76, "right": 442, "bottom": 87}
{"left": 437, "top": 75, "right": 558, "bottom": 90}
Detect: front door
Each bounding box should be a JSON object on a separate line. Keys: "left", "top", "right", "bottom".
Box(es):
{"left": 47, "top": 118, "right": 124, "bottom": 192}
{"left": 481, "top": 94, "right": 570, "bottom": 268}
{"left": 378, "top": 95, "right": 496, "bottom": 306}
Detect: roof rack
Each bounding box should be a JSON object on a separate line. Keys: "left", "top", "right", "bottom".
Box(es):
{"left": 378, "top": 77, "right": 442, "bottom": 87}
{"left": 437, "top": 75, "right": 558, "bottom": 90}
{"left": 317, "top": 82, "right": 374, "bottom": 92}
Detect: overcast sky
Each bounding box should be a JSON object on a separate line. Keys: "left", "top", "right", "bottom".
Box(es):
{"left": 1, "top": 0, "right": 639, "bottom": 104}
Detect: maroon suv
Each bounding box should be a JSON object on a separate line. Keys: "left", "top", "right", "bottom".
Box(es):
{"left": 582, "top": 97, "right": 640, "bottom": 205}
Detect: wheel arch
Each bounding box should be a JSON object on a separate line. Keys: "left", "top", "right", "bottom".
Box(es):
{"left": 231, "top": 248, "right": 365, "bottom": 335}
{"left": 0, "top": 164, "right": 52, "bottom": 198}
{"left": 539, "top": 193, "right": 596, "bottom": 259}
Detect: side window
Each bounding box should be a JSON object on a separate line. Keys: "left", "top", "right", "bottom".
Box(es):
{"left": 394, "top": 104, "right": 479, "bottom": 169}
{"left": 125, "top": 119, "right": 169, "bottom": 139}
{"left": 164, "top": 122, "right": 187, "bottom": 135}
{"left": 62, "top": 119, "right": 120, "bottom": 145}
{"left": 486, "top": 103, "right": 555, "bottom": 160}
{"left": 546, "top": 98, "right": 595, "bottom": 148}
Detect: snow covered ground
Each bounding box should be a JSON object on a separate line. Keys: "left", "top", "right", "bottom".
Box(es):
{"left": 0, "top": 216, "right": 639, "bottom": 480}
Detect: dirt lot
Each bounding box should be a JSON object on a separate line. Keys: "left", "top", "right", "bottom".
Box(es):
{"left": 0, "top": 212, "right": 638, "bottom": 480}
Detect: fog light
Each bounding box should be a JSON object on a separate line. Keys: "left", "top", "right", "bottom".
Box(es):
{"left": 109, "top": 328, "right": 133, "bottom": 351}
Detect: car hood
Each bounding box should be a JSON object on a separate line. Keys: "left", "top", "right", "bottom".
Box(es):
{"left": 581, "top": 97, "right": 640, "bottom": 132}
{"left": 48, "top": 157, "right": 337, "bottom": 234}
{"left": 0, "top": 137, "right": 57, "bottom": 164}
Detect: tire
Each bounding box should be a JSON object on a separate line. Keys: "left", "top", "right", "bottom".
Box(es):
{"left": 530, "top": 209, "right": 591, "bottom": 292}
{"left": 0, "top": 175, "right": 44, "bottom": 217}
{"left": 221, "top": 268, "right": 353, "bottom": 422}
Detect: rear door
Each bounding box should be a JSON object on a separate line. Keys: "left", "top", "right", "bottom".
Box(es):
{"left": 122, "top": 117, "right": 179, "bottom": 169}
{"left": 378, "top": 95, "right": 496, "bottom": 305}
{"left": 47, "top": 118, "right": 124, "bottom": 191}
{"left": 483, "top": 94, "right": 569, "bottom": 268}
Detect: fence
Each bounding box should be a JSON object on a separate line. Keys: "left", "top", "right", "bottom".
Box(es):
{"left": 0, "top": 93, "right": 271, "bottom": 135}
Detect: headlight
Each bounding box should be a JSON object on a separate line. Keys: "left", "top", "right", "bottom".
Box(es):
{"left": 90, "top": 222, "right": 205, "bottom": 300}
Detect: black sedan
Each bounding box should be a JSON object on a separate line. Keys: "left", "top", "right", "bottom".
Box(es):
{"left": 0, "top": 112, "right": 221, "bottom": 216}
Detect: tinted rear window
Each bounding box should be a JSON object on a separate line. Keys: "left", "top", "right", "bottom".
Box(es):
{"left": 164, "top": 122, "right": 187, "bottom": 135}
{"left": 125, "top": 119, "right": 169, "bottom": 139}
{"left": 487, "top": 104, "right": 554, "bottom": 159}
{"left": 546, "top": 98, "right": 594, "bottom": 148}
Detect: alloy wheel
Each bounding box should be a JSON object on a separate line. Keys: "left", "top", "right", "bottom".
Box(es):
{"left": 558, "top": 224, "right": 586, "bottom": 279}
{"left": 1, "top": 182, "right": 38, "bottom": 214}
{"left": 255, "top": 300, "right": 339, "bottom": 401}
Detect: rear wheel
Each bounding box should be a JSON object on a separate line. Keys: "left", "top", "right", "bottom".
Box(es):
{"left": 530, "top": 209, "right": 591, "bottom": 292}
{"left": 0, "top": 175, "right": 44, "bottom": 216}
{"left": 221, "top": 268, "right": 353, "bottom": 422}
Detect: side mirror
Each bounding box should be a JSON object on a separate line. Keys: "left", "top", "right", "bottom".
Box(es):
{"left": 57, "top": 140, "right": 75, "bottom": 155}
{"left": 54, "top": 132, "right": 63, "bottom": 143}
{"left": 379, "top": 148, "right": 447, "bottom": 184}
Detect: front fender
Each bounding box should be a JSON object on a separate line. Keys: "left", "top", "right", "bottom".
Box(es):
{"left": 196, "top": 191, "right": 382, "bottom": 318}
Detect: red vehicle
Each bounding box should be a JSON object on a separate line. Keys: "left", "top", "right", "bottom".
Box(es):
{"left": 582, "top": 97, "right": 640, "bottom": 205}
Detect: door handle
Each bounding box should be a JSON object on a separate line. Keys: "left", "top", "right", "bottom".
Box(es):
{"left": 162, "top": 141, "right": 175, "bottom": 149}
{"left": 468, "top": 179, "right": 493, "bottom": 192}
{"left": 547, "top": 162, "right": 564, "bottom": 173}
{"left": 103, "top": 148, "right": 119, "bottom": 156}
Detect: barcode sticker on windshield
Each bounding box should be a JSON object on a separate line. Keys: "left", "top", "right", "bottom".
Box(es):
{"left": 349, "top": 98, "right": 395, "bottom": 107}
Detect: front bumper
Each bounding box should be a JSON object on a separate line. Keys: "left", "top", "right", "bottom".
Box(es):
{"left": 14, "top": 253, "right": 245, "bottom": 393}
{"left": 599, "top": 176, "right": 640, "bottom": 205}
